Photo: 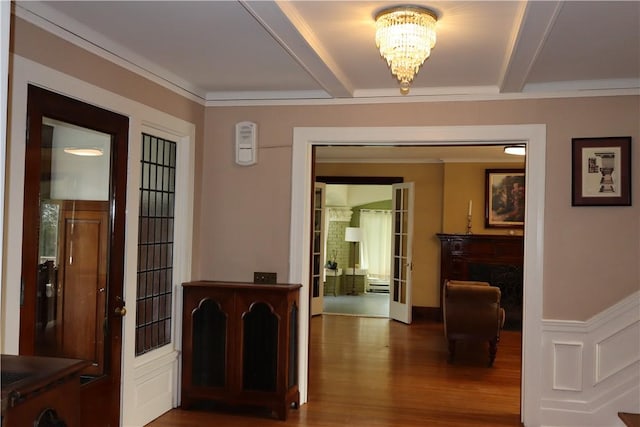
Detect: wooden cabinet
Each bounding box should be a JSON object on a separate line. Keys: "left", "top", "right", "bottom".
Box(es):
{"left": 181, "top": 281, "right": 301, "bottom": 420}
{"left": 437, "top": 234, "right": 524, "bottom": 329}
{"left": 1, "top": 355, "right": 90, "bottom": 427}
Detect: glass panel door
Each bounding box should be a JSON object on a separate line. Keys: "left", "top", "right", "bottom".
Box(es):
{"left": 389, "top": 182, "right": 414, "bottom": 324}
{"left": 311, "top": 183, "right": 326, "bottom": 316}
{"left": 22, "top": 84, "right": 129, "bottom": 426}
{"left": 35, "top": 118, "right": 112, "bottom": 378}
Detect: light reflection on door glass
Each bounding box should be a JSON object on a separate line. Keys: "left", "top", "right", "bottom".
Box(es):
{"left": 35, "top": 117, "right": 112, "bottom": 381}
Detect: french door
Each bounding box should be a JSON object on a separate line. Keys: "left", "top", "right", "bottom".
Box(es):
{"left": 310, "top": 182, "right": 326, "bottom": 316}
{"left": 21, "top": 85, "right": 128, "bottom": 426}
{"left": 389, "top": 182, "right": 414, "bottom": 324}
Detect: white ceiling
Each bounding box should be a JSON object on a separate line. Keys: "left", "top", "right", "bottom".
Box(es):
{"left": 15, "top": 1, "right": 640, "bottom": 104}
{"left": 315, "top": 144, "right": 526, "bottom": 163}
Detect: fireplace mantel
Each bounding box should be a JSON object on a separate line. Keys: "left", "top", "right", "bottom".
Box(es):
{"left": 436, "top": 233, "right": 524, "bottom": 329}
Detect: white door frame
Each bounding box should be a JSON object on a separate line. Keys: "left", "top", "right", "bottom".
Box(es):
{"left": 290, "top": 125, "right": 546, "bottom": 426}
{"left": 0, "top": 0, "right": 10, "bottom": 351}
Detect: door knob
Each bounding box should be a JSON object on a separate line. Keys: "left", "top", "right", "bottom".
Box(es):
{"left": 114, "top": 306, "right": 127, "bottom": 316}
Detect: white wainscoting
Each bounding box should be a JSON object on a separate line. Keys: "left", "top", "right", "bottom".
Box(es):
{"left": 540, "top": 291, "right": 640, "bottom": 427}
{"left": 124, "top": 350, "right": 180, "bottom": 427}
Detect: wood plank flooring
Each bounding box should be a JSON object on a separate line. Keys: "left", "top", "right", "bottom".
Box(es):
{"left": 146, "top": 315, "right": 522, "bottom": 427}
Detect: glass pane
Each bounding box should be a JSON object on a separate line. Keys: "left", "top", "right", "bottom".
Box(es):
{"left": 44, "top": 118, "right": 111, "bottom": 201}
{"left": 314, "top": 232, "right": 321, "bottom": 252}
{"left": 313, "top": 276, "right": 320, "bottom": 298}
{"left": 136, "top": 134, "right": 177, "bottom": 355}
{"left": 35, "top": 118, "right": 112, "bottom": 380}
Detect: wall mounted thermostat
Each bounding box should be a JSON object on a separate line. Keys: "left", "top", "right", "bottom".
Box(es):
{"left": 235, "top": 121, "right": 257, "bottom": 166}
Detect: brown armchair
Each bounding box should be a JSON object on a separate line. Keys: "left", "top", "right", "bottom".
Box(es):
{"left": 443, "top": 280, "right": 505, "bottom": 367}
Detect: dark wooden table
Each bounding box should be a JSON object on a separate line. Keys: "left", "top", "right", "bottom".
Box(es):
{"left": 2, "top": 354, "right": 90, "bottom": 427}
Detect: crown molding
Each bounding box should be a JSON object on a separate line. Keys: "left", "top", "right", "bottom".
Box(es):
{"left": 14, "top": 2, "right": 640, "bottom": 109}
{"left": 14, "top": 2, "right": 207, "bottom": 105}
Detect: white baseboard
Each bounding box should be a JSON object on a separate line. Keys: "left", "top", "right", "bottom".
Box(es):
{"left": 540, "top": 291, "right": 640, "bottom": 426}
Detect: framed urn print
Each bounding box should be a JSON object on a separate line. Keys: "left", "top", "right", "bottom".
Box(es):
{"left": 572, "top": 137, "right": 631, "bottom": 206}
{"left": 485, "top": 169, "right": 525, "bottom": 228}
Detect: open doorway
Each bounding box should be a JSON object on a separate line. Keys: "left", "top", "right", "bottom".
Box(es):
{"left": 319, "top": 181, "right": 396, "bottom": 317}
{"left": 290, "top": 124, "right": 547, "bottom": 425}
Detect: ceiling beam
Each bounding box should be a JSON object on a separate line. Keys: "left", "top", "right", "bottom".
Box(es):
{"left": 241, "top": 1, "right": 354, "bottom": 98}
{"left": 499, "top": 1, "right": 563, "bottom": 93}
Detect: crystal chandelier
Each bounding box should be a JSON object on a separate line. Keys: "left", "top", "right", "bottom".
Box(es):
{"left": 375, "top": 6, "right": 437, "bottom": 95}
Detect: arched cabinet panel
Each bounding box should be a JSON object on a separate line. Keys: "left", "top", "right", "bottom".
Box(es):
{"left": 242, "top": 302, "right": 278, "bottom": 392}
{"left": 192, "top": 299, "right": 227, "bottom": 388}
{"left": 181, "top": 281, "right": 300, "bottom": 420}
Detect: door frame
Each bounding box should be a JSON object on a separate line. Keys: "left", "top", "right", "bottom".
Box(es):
{"left": 6, "top": 55, "right": 196, "bottom": 426}
{"left": 290, "top": 125, "right": 546, "bottom": 426}
{"left": 20, "top": 84, "right": 129, "bottom": 426}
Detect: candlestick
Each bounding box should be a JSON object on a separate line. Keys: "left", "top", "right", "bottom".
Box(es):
{"left": 466, "top": 214, "right": 473, "bottom": 234}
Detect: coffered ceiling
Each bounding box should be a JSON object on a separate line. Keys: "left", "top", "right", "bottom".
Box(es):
{"left": 15, "top": 1, "right": 640, "bottom": 104}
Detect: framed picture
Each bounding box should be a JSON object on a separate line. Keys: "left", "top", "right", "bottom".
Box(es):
{"left": 572, "top": 137, "right": 631, "bottom": 206}
{"left": 485, "top": 169, "right": 525, "bottom": 228}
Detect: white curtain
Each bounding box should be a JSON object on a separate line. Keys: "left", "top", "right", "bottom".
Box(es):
{"left": 359, "top": 210, "right": 392, "bottom": 281}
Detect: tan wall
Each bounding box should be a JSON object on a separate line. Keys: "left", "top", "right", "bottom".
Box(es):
{"left": 202, "top": 97, "right": 639, "bottom": 321}
{"left": 10, "top": 16, "right": 640, "bottom": 321}
{"left": 442, "top": 162, "right": 525, "bottom": 235}
{"left": 10, "top": 17, "right": 207, "bottom": 259}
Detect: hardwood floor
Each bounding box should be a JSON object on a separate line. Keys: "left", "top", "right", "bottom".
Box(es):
{"left": 146, "top": 315, "right": 522, "bottom": 427}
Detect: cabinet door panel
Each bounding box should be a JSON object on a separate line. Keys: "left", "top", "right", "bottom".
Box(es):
{"left": 192, "top": 298, "right": 227, "bottom": 388}
{"left": 242, "top": 302, "right": 278, "bottom": 392}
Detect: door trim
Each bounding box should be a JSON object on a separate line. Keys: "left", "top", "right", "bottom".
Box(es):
{"left": 290, "top": 125, "right": 546, "bottom": 426}
{"left": 6, "top": 55, "right": 196, "bottom": 426}
{"left": 21, "top": 84, "right": 129, "bottom": 426}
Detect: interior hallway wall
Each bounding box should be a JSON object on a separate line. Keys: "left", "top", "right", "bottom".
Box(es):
{"left": 202, "top": 96, "right": 639, "bottom": 321}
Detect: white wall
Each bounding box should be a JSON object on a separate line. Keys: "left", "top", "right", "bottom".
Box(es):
{"left": 325, "top": 184, "right": 391, "bottom": 207}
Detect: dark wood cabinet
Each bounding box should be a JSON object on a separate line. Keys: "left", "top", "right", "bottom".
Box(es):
{"left": 181, "top": 281, "right": 301, "bottom": 420}
{"left": 437, "top": 233, "right": 524, "bottom": 329}
{"left": 1, "top": 355, "right": 90, "bottom": 427}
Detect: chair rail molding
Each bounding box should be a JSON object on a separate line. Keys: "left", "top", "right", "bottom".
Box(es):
{"left": 540, "top": 291, "right": 640, "bottom": 427}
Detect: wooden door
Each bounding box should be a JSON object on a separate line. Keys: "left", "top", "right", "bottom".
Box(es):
{"left": 56, "top": 202, "right": 109, "bottom": 376}
{"left": 21, "top": 85, "right": 128, "bottom": 426}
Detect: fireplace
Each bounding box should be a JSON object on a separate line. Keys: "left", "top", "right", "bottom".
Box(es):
{"left": 437, "top": 233, "right": 524, "bottom": 330}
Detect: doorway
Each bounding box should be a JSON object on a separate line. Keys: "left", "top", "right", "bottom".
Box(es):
{"left": 20, "top": 85, "right": 128, "bottom": 426}
{"left": 291, "top": 125, "right": 546, "bottom": 424}
{"left": 320, "top": 181, "right": 394, "bottom": 318}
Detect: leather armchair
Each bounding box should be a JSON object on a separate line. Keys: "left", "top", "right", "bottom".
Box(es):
{"left": 443, "top": 280, "right": 505, "bottom": 367}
